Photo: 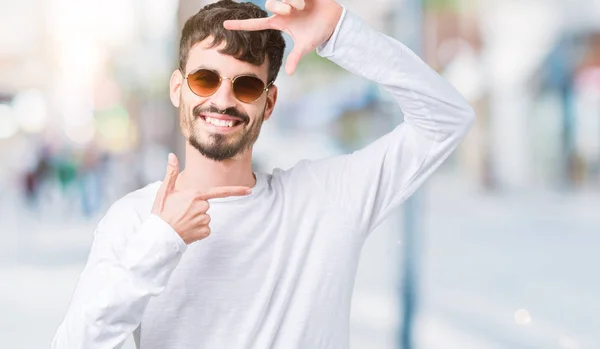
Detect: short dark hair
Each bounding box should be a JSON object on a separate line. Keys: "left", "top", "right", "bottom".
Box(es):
{"left": 179, "top": 0, "right": 286, "bottom": 84}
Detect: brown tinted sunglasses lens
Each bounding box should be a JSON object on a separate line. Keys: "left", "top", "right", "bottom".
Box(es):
{"left": 188, "top": 69, "right": 221, "bottom": 96}
{"left": 188, "top": 69, "right": 266, "bottom": 102}
{"left": 233, "top": 75, "right": 266, "bottom": 103}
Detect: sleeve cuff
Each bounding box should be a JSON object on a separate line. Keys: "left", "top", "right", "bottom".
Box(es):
{"left": 121, "top": 214, "right": 187, "bottom": 288}
{"left": 147, "top": 214, "right": 188, "bottom": 253}
{"left": 316, "top": 6, "right": 347, "bottom": 58}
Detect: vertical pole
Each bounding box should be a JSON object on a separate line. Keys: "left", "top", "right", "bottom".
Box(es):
{"left": 400, "top": 195, "right": 421, "bottom": 349}
{"left": 561, "top": 82, "right": 575, "bottom": 188}
{"left": 393, "top": 0, "right": 423, "bottom": 348}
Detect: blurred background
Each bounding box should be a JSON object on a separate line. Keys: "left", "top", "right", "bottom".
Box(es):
{"left": 1, "top": 0, "right": 599, "bottom": 348}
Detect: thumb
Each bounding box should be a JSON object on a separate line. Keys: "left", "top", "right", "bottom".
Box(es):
{"left": 285, "top": 46, "right": 304, "bottom": 76}
{"left": 164, "top": 153, "right": 180, "bottom": 194}
{"left": 153, "top": 153, "right": 179, "bottom": 213}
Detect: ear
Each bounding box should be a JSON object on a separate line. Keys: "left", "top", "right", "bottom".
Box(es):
{"left": 263, "top": 85, "right": 278, "bottom": 121}
{"left": 170, "top": 69, "right": 184, "bottom": 108}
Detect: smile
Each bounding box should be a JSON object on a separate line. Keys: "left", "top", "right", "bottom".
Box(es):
{"left": 199, "top": 114, "right": 245, "bottom": 131}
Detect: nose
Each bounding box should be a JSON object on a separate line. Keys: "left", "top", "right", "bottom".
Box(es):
{"left": 210, "top": 77, "right": 237, "bottom": 111}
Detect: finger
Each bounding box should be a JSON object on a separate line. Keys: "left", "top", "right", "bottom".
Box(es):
{"left": 197, "top": 226, "right": 211, "bottom": 240}
{"left": 283, "top": 0, "right": 305, "bottom": 10}
{"left": 197, "top": 213, "right": 211, "bottom": 225}
{"left": 198, "top": 186, "right": 252, "bottom": 200}
{"left": 285, "top": 47, "right": 304, "bottom": 76}
{"left": 194, "top": 200, "right": 210, "bottom": 213}
{"left": 223, "top": 17, "right": 274, "bottom": 31}
{"left": 265, "top": 0, "right": 292, "bottom": 15}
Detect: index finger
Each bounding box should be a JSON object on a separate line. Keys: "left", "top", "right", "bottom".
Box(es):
{"left": 223, "top": 17, "right": 274, "bottom": 31}
{"left": 198, "top": 186, "right": 252, "bottom": 200}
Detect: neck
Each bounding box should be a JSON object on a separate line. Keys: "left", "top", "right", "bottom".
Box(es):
{"left": 177, "top": 142, "right": 256, "bottom": 192}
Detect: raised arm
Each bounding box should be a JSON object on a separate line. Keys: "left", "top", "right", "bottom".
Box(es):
{"left": 305, "top": 8, "right": 475, "bottom": 234}
{"left": 225, "top": 1, "right": 475, "bottom": 235}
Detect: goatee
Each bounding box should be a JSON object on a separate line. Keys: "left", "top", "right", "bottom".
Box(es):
{"left": 184, "top": 105, "right": 263, "bottom": 161}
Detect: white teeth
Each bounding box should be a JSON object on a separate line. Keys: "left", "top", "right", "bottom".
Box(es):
{"left": 205, "top": 117, "right": 235, "bottom": 127}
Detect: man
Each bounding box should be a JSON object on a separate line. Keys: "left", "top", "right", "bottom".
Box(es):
{"left": 52, "top": 0, "right": 474, "bottom": 348}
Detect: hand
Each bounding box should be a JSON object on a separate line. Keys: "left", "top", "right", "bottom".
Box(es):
{"left": 223, "top": 0, "right": 343, "bottom": 76}
{"left": 151, "top": 153, "right": 251, "bottom": 244}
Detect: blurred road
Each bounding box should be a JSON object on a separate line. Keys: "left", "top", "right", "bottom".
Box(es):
{"left": 416, "top": 177, "right": 600, "bottom": 349}
{"left": 1, "top": 175, "right": 599, "bottom": 349}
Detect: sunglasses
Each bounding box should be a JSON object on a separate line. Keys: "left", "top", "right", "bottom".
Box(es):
{"left": 185, "top": 68, "right": 273, "bottom": 103}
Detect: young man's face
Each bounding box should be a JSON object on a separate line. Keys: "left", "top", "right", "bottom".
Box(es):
{"left": 170, "top": 38, "right": 277, "bottom": 161}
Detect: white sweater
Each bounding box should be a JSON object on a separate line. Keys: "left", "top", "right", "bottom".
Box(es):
{"left": 52, "top": 7, "right": 475, "bottom": 349}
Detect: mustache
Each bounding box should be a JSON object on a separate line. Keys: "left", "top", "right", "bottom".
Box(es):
{"left": 193, "top": 105, "right": 250, "bottom": 124}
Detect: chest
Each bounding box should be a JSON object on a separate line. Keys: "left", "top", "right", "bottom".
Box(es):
{"left": 138, "top": 201, "right": 361, "bottom": 347}
{"left": 148, "top": 202, "right": 358, "bottom": 299}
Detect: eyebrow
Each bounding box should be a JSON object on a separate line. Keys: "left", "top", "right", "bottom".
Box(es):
{"left": 188, "top": 65, "right": 264, "bottom": 82}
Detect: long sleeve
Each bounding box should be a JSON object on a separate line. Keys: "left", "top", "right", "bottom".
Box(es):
{"left": 51, "top": 199, "right": 187, "bottom": 349}
{"left": 305, "top": 8, "right": 475, "bottom": 235}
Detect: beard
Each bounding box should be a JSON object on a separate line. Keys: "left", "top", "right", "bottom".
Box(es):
{"left": 180, "top": 103, "right": 265, "bottom": 161}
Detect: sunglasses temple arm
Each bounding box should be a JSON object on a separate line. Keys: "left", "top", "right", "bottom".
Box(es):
{"left": 266, "top": 81, "right": 275, "bottom": 91}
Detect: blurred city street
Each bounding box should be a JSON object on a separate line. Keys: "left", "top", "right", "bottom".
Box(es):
{"left": 2, "top": 174, "right": 598, "bottom": 348}
{"left": 2, "top": 0, "right": 600, "bottom": 348}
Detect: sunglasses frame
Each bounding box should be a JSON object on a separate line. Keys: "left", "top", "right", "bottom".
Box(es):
{"left": 184, "top": 68, "right": 273, "bottom": 103}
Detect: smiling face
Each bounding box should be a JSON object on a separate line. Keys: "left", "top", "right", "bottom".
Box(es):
{"left": 170, "top": 38, "right": 278, "bottom": 161}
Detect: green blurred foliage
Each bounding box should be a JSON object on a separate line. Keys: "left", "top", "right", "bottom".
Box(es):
{"left": 423, "top": 0, "right": 461, "bottom": 11}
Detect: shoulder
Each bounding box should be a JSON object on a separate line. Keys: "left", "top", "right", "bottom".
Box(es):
{"left": 269, "top": 159, "right": 314, "bottom": 185}
{"left": 268, "top": 159, "right": 335, "bottom": 203}
{"left": 89, "top": 182, "right": 162, "bottom": 258}
{"left": 270, "top": 154, "right": 348, "bottom": 185}
{"left": 98, "top": 181, "right": 161, "bottom": 231}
